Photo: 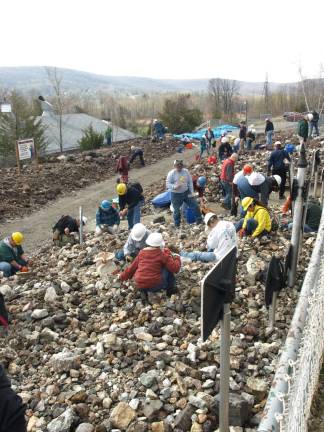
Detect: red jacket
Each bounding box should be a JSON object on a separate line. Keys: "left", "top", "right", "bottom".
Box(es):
{"left": 220, "top": 158, "right": 235, "bottom": 183}
{"left": 116, "top": 156, "right": 129, "bottom": 174}
{"left": 120, "top": 248, "right": 181, "bottom": 289}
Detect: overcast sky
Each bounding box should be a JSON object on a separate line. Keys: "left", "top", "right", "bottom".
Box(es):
{"left": 1, "top": 0, "right": 323, "bottom": 83}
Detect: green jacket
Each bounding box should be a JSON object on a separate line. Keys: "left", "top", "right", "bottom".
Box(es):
{"left": 0, "top": 239, "right": 24, "bottom": 264}
{"left": 298, "top": 119, "right": 308, "bottom": 139}
{"left": 105, "top": 127, "right": 112, "bottom": 138}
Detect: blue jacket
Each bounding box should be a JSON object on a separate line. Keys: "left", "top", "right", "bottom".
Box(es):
{"left": 237, "top": 176, "right": 259, "bottom": 200}
{"left": 96, "top": 207, "right": 120, "bottom": 227}
{"left": 268, "top": 149, "right": 290, "bottom": 171}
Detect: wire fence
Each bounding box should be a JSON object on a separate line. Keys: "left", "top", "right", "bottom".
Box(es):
{"left": 258, "top": 208, "right": 324, "bottom": 432}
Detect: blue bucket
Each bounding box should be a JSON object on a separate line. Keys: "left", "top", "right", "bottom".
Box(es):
{"left": 185, "top": 207, "right": 197, "bottom": 224}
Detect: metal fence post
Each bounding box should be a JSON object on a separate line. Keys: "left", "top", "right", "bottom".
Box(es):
{"left": 79, "top": 206, "right": 83, "bottom": 244}
{"left": 269, "top": 291, "right": 278, "bottom": 330}
{"left": 219, "top": 303, "right": 231, "bottom": 432}
{"left": 288, "top": 144, "right": 308, "bottom": 287}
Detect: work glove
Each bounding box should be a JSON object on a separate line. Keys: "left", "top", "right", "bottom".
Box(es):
{"left": 239, "top": 229, "right": 246, "bottom": 238}
{"left": 20, "top": 266, "right": 29, "bottom": 273}
{"left": 125, "top": 255, "right": 133, "bottom": 263}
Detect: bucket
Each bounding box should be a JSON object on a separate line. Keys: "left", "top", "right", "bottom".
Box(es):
{"left": 185, "top": 143, "right": 193, "bottom": 149}
{"left": 185, "top": 207, "right": 197, "bottom": 224}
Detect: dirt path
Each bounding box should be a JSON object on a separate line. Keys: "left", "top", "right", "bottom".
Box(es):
{"left": 0, "top": 149, "right": 197, "bottom": 253}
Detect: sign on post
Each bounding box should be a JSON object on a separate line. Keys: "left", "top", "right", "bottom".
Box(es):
{"left": 201, "top": 246, "right": 237, "bottom": 432}
{"left": 15, "top": 138, "right": 38, "bottom": 174}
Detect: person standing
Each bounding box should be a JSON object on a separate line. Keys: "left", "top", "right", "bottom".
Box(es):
{"left": 309, "top": 110, "right": 320, "bottom": 137}
{"left": 239, "top": 121, "right": 247, "bottom": 153}
{"left": 199, "top": 136, "right": 209, "bottom": 159}
{"left": 117, "top": 182, "right": 144, "bottom": 230}
{"left": 218, "top": 136, "right": 233, "bottom": 161}
{"left": 220, "top": 153, "right": 238, "bottom": 209}
{"left": 166, "top": 160, "right": 202, "bottom": 228}
{"left": 116, "top": 155, "right": 129, "bottom": 183}
{"left": 129, "top": 146, "right": 145, "bottom": 167}
{"left": 246, "top": 126, "right": 256, "bottom": 150}
{"left": 205, "top": 127, "right": 215, "bottom": 152}
{"left": 268, "top": 141, "right": 291, "bottom": 199}
{"left": 265, "top": 118, "right": 274, "bottom": 147}
{"left": 105, "top": 125, "right": 113, "bottom": 146}
{"left": 153, "top": 119, "right": 167, "bottom": 141}
{"left": 298, "top": 114, "right": 312, "bottom": 145}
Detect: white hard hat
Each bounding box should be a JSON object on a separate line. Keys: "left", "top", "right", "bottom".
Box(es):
{"left": 248, "top": 172, "right": 265, "bottom": 186}
{"left": 131, "top": 145, "right": 136, "bottom": 151}
{"left": 146, "top": 232, "right": 165, "bottom": 248}
{"left": 204, "top": 212, "right": 217, "bottom": 226}
{"left": 82, "top": 216, "right": 88, "bottom": 225}
{"left": 307, "top": 113, "right": 313, "bottom": 121}
{"left": 273, "top": 174, "right": 282, "bottom": 186}
{"left": 131, "top": 223, "right": 146, "bottom": 241}
{"left": 274, "top": 141, "right": 282, "bottom": 146}
{"left": 221, "top": 136, "right": 229, "bottom": 144}
{"left": 153, "top": 119, "right": 158, "bottom": 123}
{"left": 249, "top": 124, "right": 255, "bottom": 128}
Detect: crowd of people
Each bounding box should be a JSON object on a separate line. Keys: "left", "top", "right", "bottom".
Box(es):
{"left": 0, "top": 116, "right": 322, "bottom": 431}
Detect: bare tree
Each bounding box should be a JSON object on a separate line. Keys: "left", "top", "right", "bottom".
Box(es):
{"left": 45, "top": 67, "right": 65, "bottom": 152}
{"left": 208, "top": 78, "right": 239, "bottom": 119}
{"left": 208, "top": 78, "right": 222, "bottom": 117}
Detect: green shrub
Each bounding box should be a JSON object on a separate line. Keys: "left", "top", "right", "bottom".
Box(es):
{"left": 78, "top": 124, "right": 104, "bottom": 151}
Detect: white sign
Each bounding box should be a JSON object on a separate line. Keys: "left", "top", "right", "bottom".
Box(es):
{"left": 17, "top": 139, "right": 35, "bottom": 161}
{"left": 0, "top": 103, "right": 11, "bottom": 113}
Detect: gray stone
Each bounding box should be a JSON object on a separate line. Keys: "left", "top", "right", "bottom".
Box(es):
{"left": 143, "top": 399, "right": 163, "bottom": 419}
{"left": 31, "top": 309, "right": 48, "bottom": 320}
{"left": 139, "top": 371, "right": 158, "bottom": 388}
{"left": 0, "top": 284, "right": 12, "bottom": 297}
{"left": 174, "top": 404, "right": 195, "bottom": 430}
{"left": 50, "top": 350, "right": 80, "bottom": 372}
{"left": 44, "top": 286, "right": 58, "bottom": 303}
{"left": 75, "top": 424, "right": 94, "bottom": 432}
{"left": 40, "top": 327, "right": 59, "bottom": 342}
{"left": 214, "top": 393, "right": 253, "bottom": 426}
{"left": 47, "top": 408, "right": 76, "bottom": 432}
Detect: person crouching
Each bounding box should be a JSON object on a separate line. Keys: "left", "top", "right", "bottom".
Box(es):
{"left": 118, "top": 232, "right": 181, "bottom": 302}
{"left": 235, "top": 197, "right": 272, "bottom": 238}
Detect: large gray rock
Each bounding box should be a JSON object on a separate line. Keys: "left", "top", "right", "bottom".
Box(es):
{"left": 174, "top": 404, "right": 195, "bottom": 430}
{"left": 143, "top": 399, "right": 163, "bottom": 419}
{"left": 75, "top": 424, "right": 94, "bottom": 432}
{"left": 214, "top": 393, "right": 253, "bottom": 426}
{"left": 47, "top": 408, "right": 76, "bottom": 432}
{"left": 50, "top": 349, "right": 80, "bottom": 372}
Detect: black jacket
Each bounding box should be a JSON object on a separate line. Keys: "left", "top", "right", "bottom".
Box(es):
{"left": 265, "top": 121, "right": 274, "bottom": 132}
{"left": 0, "top": 367, "right": 26, "bottom": 432}
{"left": 119, "top": 182, "right": 144, "bottom": 210}
{"left": 53, "top": 216, "right": 79, "bottom": 234}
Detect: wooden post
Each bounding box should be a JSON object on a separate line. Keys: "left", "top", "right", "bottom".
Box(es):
{"left": 15, "top": 141, "right": 21, "bottom": 175}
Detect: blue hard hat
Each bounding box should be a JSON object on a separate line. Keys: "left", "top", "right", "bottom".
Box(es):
{"left": 101, "top": 200, "right": 111, "bottom": 210}
{"left": 197, "top": 176, "right": 207, "bottom": 187}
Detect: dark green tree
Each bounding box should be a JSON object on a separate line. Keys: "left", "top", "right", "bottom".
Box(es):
{"left": 78, "top": 124, "right": 104, "bottom": 151}
{"left": 0, "top": 91, "right": 48, "bottom": 157}
{"left": 159, "top": 95, "right": 203, "bottom": 134}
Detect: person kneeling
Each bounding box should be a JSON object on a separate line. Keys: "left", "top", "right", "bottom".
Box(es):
{"left": 181, "top": 212, "right": 237, "bottom": 263}
{"left": 118, "top": 232, "right": 181, "bottom": 302}
{"left": 52, "top": 215, "right": 87, "bottom": 246}
{"left": 0, "top": 232, "right": 30, "bottom": 278}
{"left": 95, "top": 200, "right": 120, "bottom": 236}
{"left": 115, "top": 223, "right": 151, "bottom": 263}
{"left": 236, "top": 197, "right": 271, "bottom": 238}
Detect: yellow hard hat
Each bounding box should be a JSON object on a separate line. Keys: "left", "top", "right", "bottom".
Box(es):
{"left": 241, "top": 197, "right": 254, "bottom": 211}
{"left": 11, "top": 232, "right": 24, "bottom": 245}
{"left": 116, "top": 183, "right": 127, "bottom": 195}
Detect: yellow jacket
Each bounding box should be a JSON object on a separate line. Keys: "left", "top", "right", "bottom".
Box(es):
{"left": 243, "top": 205, "right": 271, "bottom": 237}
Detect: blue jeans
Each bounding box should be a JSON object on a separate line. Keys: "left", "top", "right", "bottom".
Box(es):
{"left": 127, "top": 202, "right": 141, "bottom": 230}
{"left": 246, "top": 139, "right": 253, "bottom": 150}
{"left": 221, "top": 181, "right": 232, "bottom": 209}
{"left": 235, "top": 218, "right": 269, "bottom": 237}
{"left": 309, "top": 122, "right": 319, "bottom": 137}
{"left": 171, "top": 191, "right": 202, "bottom": 227}
{"left": 180, "top": 251, "right": 216, "bottom": 262}
{"left": 0, "top": 262, "right": 12, "bottom": 277}
{"left": 288, "top": 222, "right": 316, "bottom": 233}
{"left": 266, "top": 130, "right": 273, "bottom": 145}
{"left": 145, "top": 268, "right": 175, "bottom": 292}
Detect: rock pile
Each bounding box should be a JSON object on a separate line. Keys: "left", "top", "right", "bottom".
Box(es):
{"left": 0, "top": 215, "right": 313, "bottom": 431}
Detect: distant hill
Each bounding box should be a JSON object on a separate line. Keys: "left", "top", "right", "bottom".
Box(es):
{"left": 0, "top": 66, "right": 287, "bottom": 96}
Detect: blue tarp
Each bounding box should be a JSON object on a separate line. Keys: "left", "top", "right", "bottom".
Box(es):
{"left": 173, "top": 124, "right": 239, "bottom": 140}
{"left": 152, "top": 190, "right": 171, "bottom": 208}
